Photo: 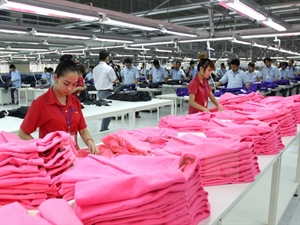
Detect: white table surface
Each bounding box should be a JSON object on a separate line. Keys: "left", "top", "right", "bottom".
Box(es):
{"left": 0, "top": 116, "right": 23, "bottom": 134}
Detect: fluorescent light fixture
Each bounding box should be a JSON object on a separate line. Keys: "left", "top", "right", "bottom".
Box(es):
{"left": 242, "top": 32, "right": 300, "bottom": 39}
{"left": 156, "top": 56, "right": 169, "bottom": 59}
{"left": 279, "top": 48, "right": 289, "bottom": 53}
{"left": 163, "top": 30, "right": 197, "bottom": 37}
{"left": 115, "top": 54, "right": 134, "bottom": 57}
{"left": 124, "top": 47, "right": 150, "bottom": 51}
{"left": 155, "top": 48, "right": 173, "bottom": 53}
{"left": 37, "top": 32, "right": 90, "bottom": 40}
{"left": 0, "top": 29, "right": 27, "bottom": 34}
{"left": 0, "top": 1, "right": 99, "bottom": 22}
{"left": 91, "top": 34, "right": 134, "bottom": 43}
{"left": 262, "top": 18, "right": 286, "bottom": 32}
{"left": 179, "top": 37, "right": 232, "bottom": 43}
{"left": 11, "top": 48, "right": 48, "bottom": 51}
{"left": 253, "top": 43, "right": 268, "bottom": 48}
{"left": 130, "top": 41, "right": 174, "bottom": 47}
{"left": 0, "top": 51, "right": 18, "bottom": 54}
{"left": 138, "top": 55, "right": 152, "bottom": 58}
{"left": 232, "top": 38, "right": 252, "bottom": 45}
{"left": 218, "top": 0, "right": 266, "bottom": 21}
{"left": 268, "top": 46, "right": 279, "bottom": 51}
{"left": 90, "top": 45, "right": 124, "bottom": 50}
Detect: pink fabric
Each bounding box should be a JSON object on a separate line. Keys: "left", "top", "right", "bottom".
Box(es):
{"left": 0, "top": 202, "right": 52, "bottom": 225}
{"left": 0, "top": 131, "right": 78, "bottom": 208}
{"left": 38, "top": 199, "right": 83, "bottom": 225}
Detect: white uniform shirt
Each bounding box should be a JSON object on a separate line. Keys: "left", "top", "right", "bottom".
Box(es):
{"left": 93, "top": 62, "right": 116, "bottom": 90}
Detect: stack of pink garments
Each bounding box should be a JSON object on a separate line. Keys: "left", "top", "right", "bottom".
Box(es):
{"left": 260, "top": 96, "right": 300, "bottom": 124}
{"left": 158, "top": 113, "right": 214, "bottom": 131}
{"left": 203, "top": 119, "right": 282, "bottom": 154}
{"left": 61, "top": 154, "right": 210, "bottom": 225}
{"left": 0, "top": 199, "right": 82, "bottom": 225}
{"left": 219, "top": 92, "right": 265, "bottom": 110}
{"left": 155, "top": 134, "right": 260, "bottom": 186}
{"left": 231, "top": 109, "right": 297, "bottom": 136}
{"left": 0, "top": 131, "right": 78, "bottom": 209}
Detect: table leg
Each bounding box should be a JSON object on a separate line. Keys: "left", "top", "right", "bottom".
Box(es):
{"left": 121, "top": 114, "right": 124, "bottom": 127}
{"left": 157, "top": 106, "right": 159, "bottom": 122}
{"left": 171, "top": 101, "right": 174, "bottom": 115}
{"left": 267, "top": 155, "right": 282, "bottom": 225}
{"left": 180, "top": 98, "right": 183, "bottom": 115}
{"left": 174, "top": 99, "right": 178, "bottom": 116}
{"left": 131, "top": 111, "right": 135, "bottom": 129}
{"left": 217, "top": 219, "right": 222, "bottom": 225}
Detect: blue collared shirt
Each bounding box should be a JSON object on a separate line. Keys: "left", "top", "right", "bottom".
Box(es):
{"left": 150, "top": 66, "right": 168, "bottom": 83}
{"left": 259, "top": 66, "right": 280, "bottom": 81}
{"left": 189, "top": 66, "right": 198, "bottom": 79}
{"left": 279, "top": 68, "right": 294, "bottom": 79}
{"left": 86, "top": 72, "right": 93, "bottom": 80}
{"left": 246, "top": 70, "right": 260, "bottom": 83}
{"left": 50, "top": 73, "right": 55, "bottom": 86}
{"left": 11, "top": 69, "right": 21, "bottom": 88}
{"left": 170, "top": 68, "right": 185, "bottom": 80}
{"left": 121, "top": 66, "right": 140, "bottom": 84}
{"left": 287, "top": 66, "right": 296, "bottom": 79}
{"left": 220, "top": 69, "right": 250, "bottom": 88}
{"left": 215, "top": 68, "right": 227, "bottom": 76}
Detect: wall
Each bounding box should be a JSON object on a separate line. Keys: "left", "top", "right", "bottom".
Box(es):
{"left": 14, "top": 63, "right": 30, "bottom": 74}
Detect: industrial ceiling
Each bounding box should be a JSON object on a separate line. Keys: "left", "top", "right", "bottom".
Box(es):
{"left": 0, "top": 0, "right": 299, "bottom": 65}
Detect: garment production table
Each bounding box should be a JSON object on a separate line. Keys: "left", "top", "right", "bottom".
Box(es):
{"left": 0, "top": 99, "right": 175, "bottom": 134}
{"left": 18, "top": 87, "right": 48, "bottom": 106}
{"left": 136, "top": 87, "right": 162, "bottom": 98}
{"left": 193, "top": 126, "right": 300, "bottom": 225}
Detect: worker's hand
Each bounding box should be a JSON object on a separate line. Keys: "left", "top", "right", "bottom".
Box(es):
{"left": 87, "top": 140, "right": 99, "bottom": 155}
{"left": 218, "top": 105, "right": 223, "bottom": 111}
{"left": 203, "top": 108, "right": 210, "bottom": 112}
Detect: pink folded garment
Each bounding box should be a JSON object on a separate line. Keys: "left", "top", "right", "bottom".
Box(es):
{"left": 38, "top": 199, "right": 83, "bottom": 225}
{"left": 0, "top": 202, "right": 52, "bottom": 225}
{"left": 0, "top": 151, "right": 39, "bottom": 161}
{"left": 75, "top": 172, "right": 186, "bottom": 206}
{"left": 75, "top": 189, "right": 186, "bottom": 221}
{"left": 82, "top": 194, "right": 186, "bottom": 223}
{"left": 101, "top": 129, "right": 153, "bottom": 156}
{"left": 0, "top": 156, "right": 45, "bottom": 167}
{"left": 0, "top": 169, "right": 47, "bottom": 180}
{"left": 0, "top": 176, "right": 51, "bottom": 187}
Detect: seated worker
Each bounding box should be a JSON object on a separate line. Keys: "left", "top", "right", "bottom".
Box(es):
{"left": 18, "top": 55, "right": 99, "bottom": 155}
{"left": 189, "top": 56, "right": 223, "bottom": 114}
{"left": 215, "top": 59, "right": 251, "bottom": 89}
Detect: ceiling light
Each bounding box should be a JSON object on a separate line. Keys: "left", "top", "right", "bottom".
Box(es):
{"left": 90, "top": 34, "right": 134, "bottom": 43}
{"left": 0, "top": 1, "right": 99, "bottom": 22}
{"left": 232, "top": 38, "right": 252, "bottom": 45}
{"left": 218, "top": 0, "right": 266, "bottom": 21}
{"left": 156, "top": 56, "right": 169, "bottom": 59}
{"left": 242, "top": 32, "right": 300, "bottom": 38}
{"left": 262, "top": 18, "right": 286, "bottom": 32}
{"left": 115, "top": 54, "right": 135, "bottom": 57}
{"left": 36, "top": 32, "right": 90, "bottom": 40}
{"left": 268, "top": 46, "right": 279, "bottom": 51}
{"left": 0, "top": 29, "right": 27, "bottom": 34}
{"left": 130, "top": 41, "right": 174, "bottom": 47}
{"left": 278, "top": 48, "right": 289, "bottom": 53}
{"left": 253, "top": 43, "right": 268, "bottom": 48}
{"left": 124, "top": 47, "right": 150, "bottom": 51}
{"left": 155, "top": 48, "right": 173, "bottom": 53}
{"left": 90, "top": 45, "right": 124, "bottom": 50}
{"left": 179, "top": 37, "right": 232, "bottom": 43}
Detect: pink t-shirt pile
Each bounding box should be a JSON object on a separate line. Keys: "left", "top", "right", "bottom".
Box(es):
{"left": 158, "top": 113, "right": 214, "bottom": 132}
{"left": 0, "top": 131, "right": 78, "bottom": 209}
{"left": 60, "top": 154, "right": 210, "bottom": 225}
{"left": 219, "top": 92, "right": 265, "bottom": 110}
{"left": 203, "top": 118, "right": 283, "bottom": 154}
{"left": 260, "top": 95, "right": 300, "bottom": 124}
{"left": 155, "top": 134, "right": 260, "bottom": 186}
{"left": 0, "top": 199, "right": 82, "bottom": 225}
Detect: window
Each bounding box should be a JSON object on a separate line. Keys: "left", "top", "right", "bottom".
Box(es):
{"left": 0, "top": 63, "right": 9, "bottom": 73}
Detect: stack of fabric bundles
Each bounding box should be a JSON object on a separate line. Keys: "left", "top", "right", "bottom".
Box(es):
{"left": 61, "top": 154, "right": 210, "bottom": 225}
{"left": 0, "top": 131, "right": 78, "bottom": 209}
{"left": 157, "top": 134, "right": 260, "bottom": 186}
{"left": 203, "top": 119, "right": 281, "bottom": 154}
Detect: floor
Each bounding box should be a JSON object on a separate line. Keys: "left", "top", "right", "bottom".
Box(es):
{"left": 0, "top": 100, "right": 299, "bottom": 225}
